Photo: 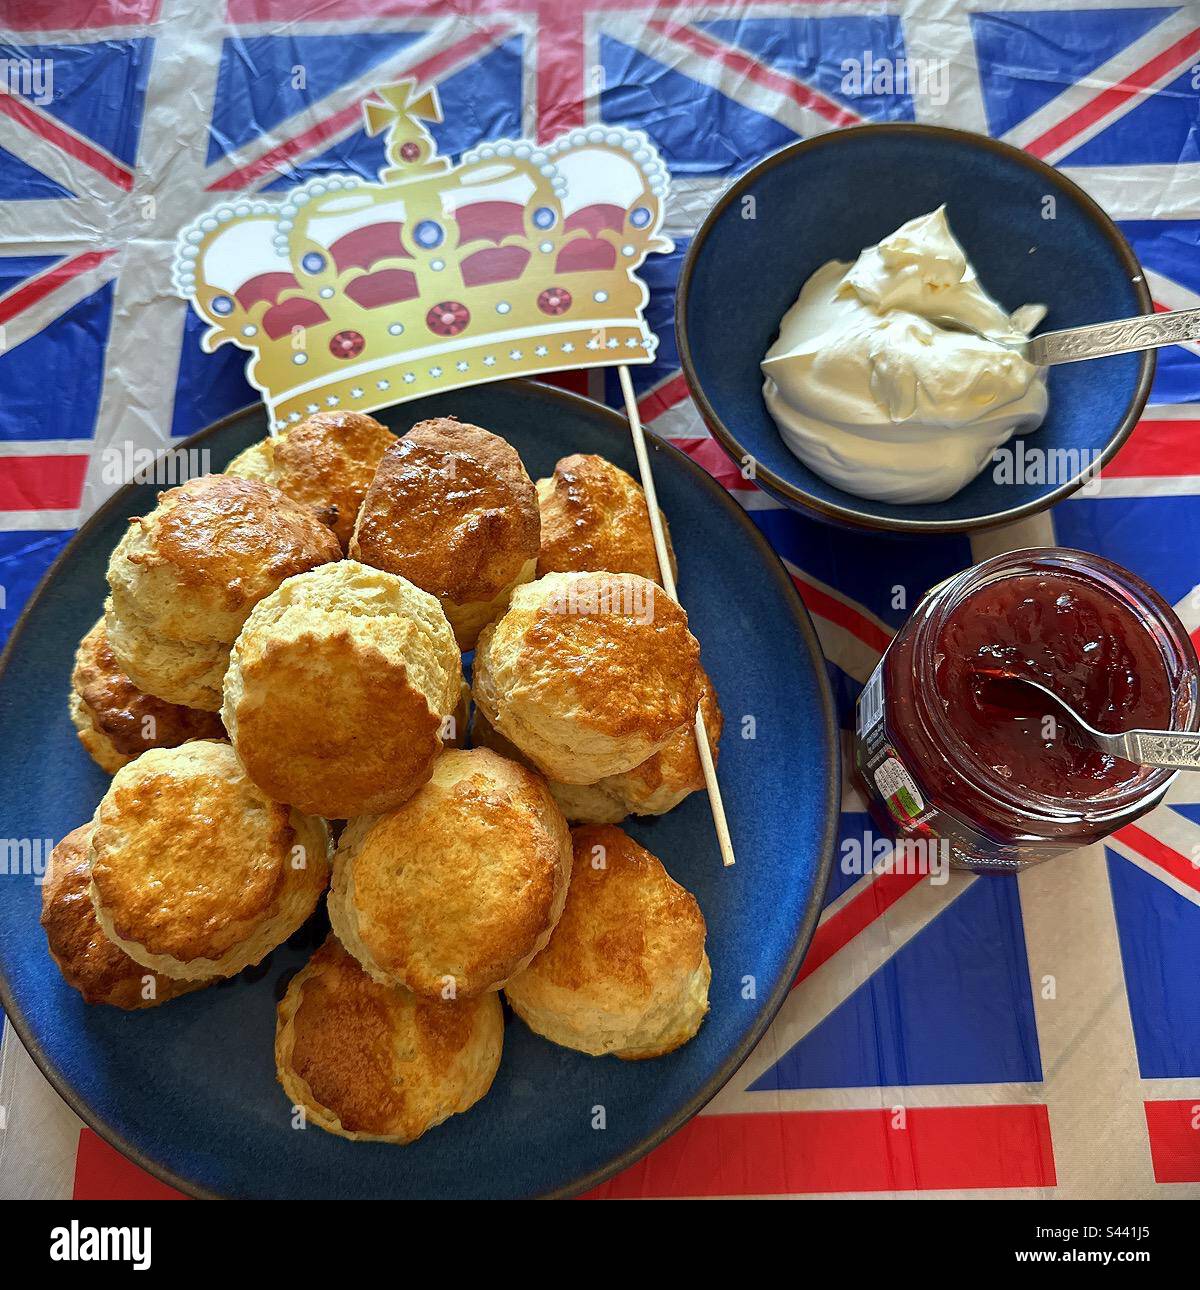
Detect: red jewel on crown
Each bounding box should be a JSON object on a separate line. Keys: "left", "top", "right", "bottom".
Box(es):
{"left": 537, "top": 287, "right": 572, "bottom": 316}
{"left": 426, "top": 301, "right": 470, "bottom": 336}
{"left": 399, "top": 141, "right": 420, "bottom": 162}
{"left": 329, "top": 330, "right": 365, "bottom": 359}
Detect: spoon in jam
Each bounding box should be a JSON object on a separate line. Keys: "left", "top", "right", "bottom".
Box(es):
{"left": 973, "top": 669, "right": 1200, "bottom": 772}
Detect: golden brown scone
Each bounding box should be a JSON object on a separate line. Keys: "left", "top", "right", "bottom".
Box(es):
{"left": 349, "top": 416, "right": 539, "bottom": 650}
{"left": 536, "top": 454, "right": 677, "bottom": 586}
{"left": 68, "top": 617, "right": 225, "bottom": 774}
{"left": 505, "top": 825, "right": 710, "bottom": 1059}
{"left": 88, "top": 740, "right": 331, "bottom": 981}
{"left": 472, "top": 571, "right": 701, "bottom": 784}
{"left": 225, "top": 410, "right": 396, "bottom": 549}
{"left": 40, "top": 823, "right": 206, "bottom": 1009}
{"left": 222, "top": 560, "right": 462, "bottom": 818}
{"left": 472, "top": 667, "right": 722, "bottom": 824}
{"left": 275, "top": 936, "right": 503, "bottom": 1143}
{"left": 329, "top": 747, "right": 572, "bottom": 998}
{"left": 105, "top": 474, "right": 341, "bottom": 710}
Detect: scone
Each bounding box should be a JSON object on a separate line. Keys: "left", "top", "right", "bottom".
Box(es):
{"left": 275, "top": 936, "right": 503, "bottom": 1144}
{"left": 88, "top": 740, "right": 331, "bottom": 982}
{"left": 473, "top": 666, "right": 723, "bottom": 824}
{"left": 536, "top": 453, "right": 677, "bottom": 586}
{"left": 328, "top": 747, "right": 572, "bottom": 998}
{"left": 225, "top": 410, "right": 396, "bottom": 549}
{"left": 69, "top": 617, "right": 224, "bottom": 774}
{"left": 472, "top": 571, "right": 702, "bottom": 784}
{"left": 105, "top": 474, "right": 341, "bottom": 710}
{"left": 40, "top": 823, "right": 206, "bottom": 1009}
{"left": 505, "top": 825, "right": 710, "bottom": 1059}
{"left": 222, "top": 560, "right": 461, "bottom": 818}
{"left": 349, "top": 416, "right": 539, "bottom": 650}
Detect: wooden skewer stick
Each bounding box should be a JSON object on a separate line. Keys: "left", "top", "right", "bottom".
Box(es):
{"left": 617, "top": 364, "right": 735, "bottom": 868}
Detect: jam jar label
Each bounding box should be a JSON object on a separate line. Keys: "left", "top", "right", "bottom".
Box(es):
{"left": 854, "top": 662, "right": 1072, "bottom": 873}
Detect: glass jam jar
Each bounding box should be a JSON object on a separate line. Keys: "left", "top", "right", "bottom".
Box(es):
{"left": 854, "top": 547, "right": 1200, "bottom": 872}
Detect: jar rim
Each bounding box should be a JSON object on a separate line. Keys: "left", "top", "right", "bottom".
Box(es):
{"left": 908, "top": 546, "right": 1200, "bottom": 826}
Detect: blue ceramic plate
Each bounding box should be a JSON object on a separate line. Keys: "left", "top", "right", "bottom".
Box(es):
{"left": 677, "top": 124, "right": 1154, "bottom": 534}
{"left": 0, "top": 380, "right": 837, "bottom": 1199}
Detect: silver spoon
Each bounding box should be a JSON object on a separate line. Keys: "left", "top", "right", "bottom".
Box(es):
{"left": 933, "top": 306, "right": 1200, "bottom": 366}
{"left": 976, "top": 670, "right": 1200, "bottom": 771}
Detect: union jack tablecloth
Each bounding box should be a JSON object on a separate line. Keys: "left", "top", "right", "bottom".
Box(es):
{"left": 1, "top": 0, "right": 1199, "bottom": 1201}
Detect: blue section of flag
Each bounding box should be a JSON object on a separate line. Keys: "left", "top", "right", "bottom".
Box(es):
{"left": 206, "top": 31, "right": 424, "bottom": 166}
{"left": 749, "top": 506, "right": 972, "bottom": 631}
{"left": 1169, "top": 802, "right": 1200, "bottom": 829}
{"left": 258, "top": 37, "right": 526, "bottom": 190}
{"left": 170, "top": 306, "right": 257, "bottom": 440}
{"left": 1107, "top": 850, "right": 1200, "bottom": 1078}
{"left": 828, "top": 810, "right": 876, "bottom": 905}
{"left": 1053, "top": 494, "right": 1200, "bottom": 606}
{"left": 970, "top": 6, "right": 1177, "bottom": 138}
{"left": 0, "top": 530, "right": 73, "bottom": 640}
{"left": 0, "top": 144, "right": 74, "bottom": 200}
{"left": 0, "top": 277, "right": 114, "bottom": 444}
{"left": 599, "top": 36, "right": 796, "bottom": 176}
{"left": 698, "top": 14, "right": 916, "bottom": 121}
{"left": 751, "top": 875, "right": 1043, "bottom": 1089}
{"left": 0, "top": 39, "right": 152, "bottom": 168}
{"left": 1061, "top": 65, "right": 1200, "bottom": 167}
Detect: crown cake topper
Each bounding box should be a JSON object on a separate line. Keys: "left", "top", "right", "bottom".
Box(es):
{"left": 173, "top": 80, "right": 674, "bottom": 430}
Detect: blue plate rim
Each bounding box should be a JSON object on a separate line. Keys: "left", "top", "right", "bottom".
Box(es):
{"left": 0, "top": 378, "right": 840, "bottom": 1200}
{"left": 675, "top": 122, "right": 1156, "bottom": 535}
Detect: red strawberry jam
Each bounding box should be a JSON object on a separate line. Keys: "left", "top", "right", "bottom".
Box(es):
{"left": 856, "top": 549, "right": 1199, "bottom": 870}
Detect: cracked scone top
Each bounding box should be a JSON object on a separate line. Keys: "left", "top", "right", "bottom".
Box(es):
{"left": 472, "top": 570, "right": 702, "bottom": 784}
{"left": 104, "top": 473, "right": 341, "bottom": 710}
{"left": 225, "top": 409, "right": 397, "bottom": 549}
{"left": 504, "top": 825, "right": 710, "bottom": 1059}
{"left": 350, "top": 417, "right": 539, "bottom": 650}
{"left": 41, "top": 823, "right": 207, "bottom": 1009}
{"left": 87, "top": 740, "right": 330, "bottom": 982}
{"left": 222, "top": 559, "right": 462, "bottom": 818}
{"left": 275, "top": 936, "right": 503, "bottom": 1144}
{"left": 69, "top": 616, "right": 225, "bottom": 775}
{"left": 329, "top": 747, "right": 573, "bottom": 998}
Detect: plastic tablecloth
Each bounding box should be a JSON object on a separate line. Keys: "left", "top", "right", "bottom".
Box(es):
{"left": 1, "top": 0, "right": 1199, "bottom": 1200}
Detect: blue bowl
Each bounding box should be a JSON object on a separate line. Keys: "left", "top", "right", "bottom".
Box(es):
{"left": 0, "top": 381, "right": 838, "bottom": 1199}
{"left": 676, "top": 124, "right": 1154, "bottom": 534}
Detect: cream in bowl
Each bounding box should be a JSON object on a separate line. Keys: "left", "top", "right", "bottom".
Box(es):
{"left": 761, "top": 207, "right": 1048, "bottom": 504}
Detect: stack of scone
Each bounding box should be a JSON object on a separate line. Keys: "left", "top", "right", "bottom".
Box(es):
{"left": 50, "top": 409, "right": 722, "bottom": 1147}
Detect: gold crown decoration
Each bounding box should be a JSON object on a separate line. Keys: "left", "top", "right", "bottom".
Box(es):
{"left": 173, "top": 80, "right": 674, "bottom": 430}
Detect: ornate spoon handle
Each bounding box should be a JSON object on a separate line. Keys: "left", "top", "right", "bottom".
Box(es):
{"left": 1107, "top": 728, "right": 1200, "bottom": 772}
{"left": 1030, "top": 307, "right": 1200, "bottom": 366}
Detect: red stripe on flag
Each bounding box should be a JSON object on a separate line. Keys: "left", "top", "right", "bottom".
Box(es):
{"left": 0, "top": 454, "right": 89, "bottom": 511}
{"left": 207, "top": 27, "right": 507, "bottom": 191}
{"left": 647, "top": 19, "right": 862, "bottom": 128}
{"left": 0, "top": 95, "right": 134, "bottom": 191}
{"left": 791, "top": 571, "right": 894, "bottom": 655}
{"left": 1106, "top": 418, "right": 1200, "bottom": 478}
{"left": 1114, "top": 822, "right": 1200, "bottom": 897}
{"left": 73, "top": 1128, "right": 186, "bottom": 1200}
{"left": 1024, "top": 28, "right": 1200, "bottom": 160}
{"left": 1144, "top": 1100, "right": 1200, "bottom": 1184}
{"left": 0, "top": 248, "right": 116, "bottom": 327}
{"left": 586, "top": 1105, "right": 1056, "bottom": 1197}
{"left": 672, "top": 435, "right": 756, "bottom": 491}
{"left": 3, "top": 0, "right": 160, "bottom": 27}
{"left": 637, "top": 372, "right": 690, "bottom": 423}
{"left": 796, "top": 866, "right": 926, "bottom": 985}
